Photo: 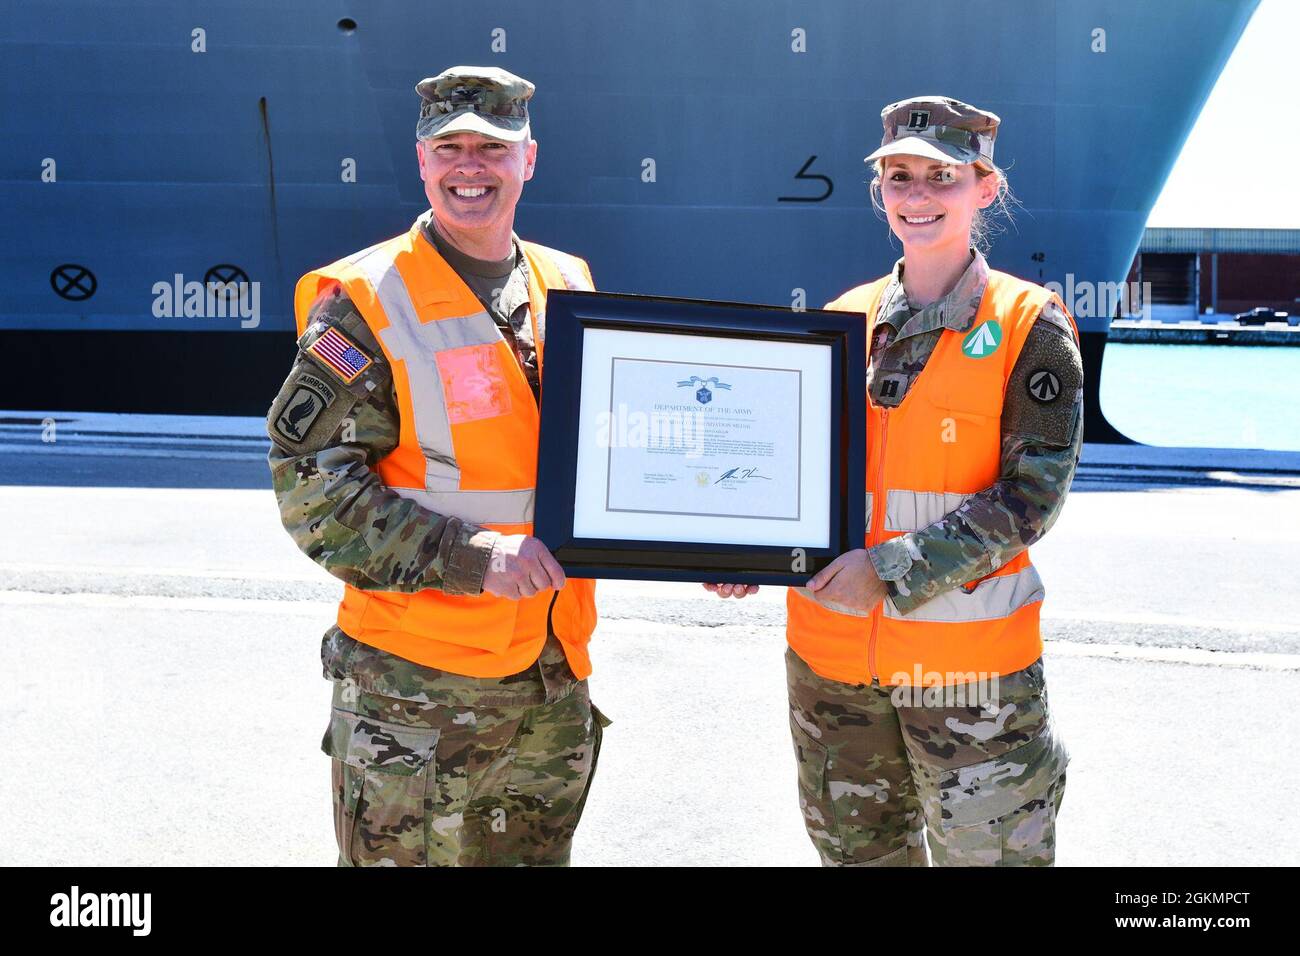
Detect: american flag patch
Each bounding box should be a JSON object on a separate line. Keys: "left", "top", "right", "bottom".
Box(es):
{"left": 307, "top": 327, "right": 372, "bottom": 383}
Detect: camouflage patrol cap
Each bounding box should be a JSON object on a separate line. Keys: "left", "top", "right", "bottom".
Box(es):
{"left": 865, "top": 96, "right": 999, "bottom": 171}
{"left": 415, "top": 65, "right": 534, "bottom": 142}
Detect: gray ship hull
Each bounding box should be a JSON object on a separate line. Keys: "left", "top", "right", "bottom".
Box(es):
{"left": 0, "top": 0, "right": 1259, "bottom": 441}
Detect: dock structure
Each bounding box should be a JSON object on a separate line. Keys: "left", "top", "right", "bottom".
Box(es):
{"left": 2, "top": 414, "right": 1299, "bottom": 866}
{"left": 1109, "top": 318, "right": 1300, "bottom": 346}
{"left": 1122, "top": 227, "right": 1300, "bottom": 331}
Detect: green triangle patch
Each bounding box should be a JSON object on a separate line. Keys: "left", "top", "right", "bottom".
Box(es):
{"left": 961, "top": 320, "right": 1003, "bottom": 358}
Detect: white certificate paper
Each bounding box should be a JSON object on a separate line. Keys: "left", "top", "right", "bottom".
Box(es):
{"left": 605, "top": 357, "right": 801, "bottom": 520}
{"left": 572, "top": 327, "right": 832, "bottom": 548}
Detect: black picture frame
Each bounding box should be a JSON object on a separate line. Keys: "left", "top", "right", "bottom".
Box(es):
{"left": 535, "top": 290, "right": 866, "bottom": 585}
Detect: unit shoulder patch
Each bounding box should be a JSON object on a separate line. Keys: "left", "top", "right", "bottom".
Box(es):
{"left": 1002, "top": 321, "right": 1083, "bottom": 446}
{"left": 268, "top": 365, "right": 358, "bottom": 449}
{"left": 274, "top": 387, "right": 327, "bottom": 444}
{"left": 1026, "top": 368, "right": 1062, "bottom": 403}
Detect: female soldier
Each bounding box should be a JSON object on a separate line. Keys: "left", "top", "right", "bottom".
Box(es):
{"left": 708, "top": 96, "right": 1082, "bottom": 866}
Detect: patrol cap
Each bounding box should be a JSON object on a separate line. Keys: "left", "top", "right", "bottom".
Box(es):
{"left": 865, "top": 96, "right": 999, "bottom": 171}
{"left": 415, "top": 65, "right": 534, "bottom": 142}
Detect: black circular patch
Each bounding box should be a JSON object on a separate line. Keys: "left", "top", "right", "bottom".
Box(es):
{"left": 1027, "top": 368, "right": 1062, "bottom": 403}
{"left": 50, "top": 263, "right": 97, "bottom": 301}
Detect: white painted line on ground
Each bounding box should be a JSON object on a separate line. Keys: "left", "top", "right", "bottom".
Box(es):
{"left": 1042, "top": 608, "right": 1300, "bottom": 636}
{"left": 3, "top": 571, "right": 1294, "bottom": 636}
{"left": 3, "top": 593, "right": 1298, "bottom": 672}
{"left": 1203, "top": 470, "right": 1300, "bottom": 487}
{"left": 1042, "top": 638, "right": 1300, "bottom": 671}
{"left": 0, "top": 410, "right": 269, "bottom": 438}
{"left": 0, "top": 486, "right": 269, "bottom": 500}
{"left": 0, "top": 443, "right": 264, "bottom": 462}
{"left": 0, "top": 433, "right": 264, "bottom": 449}
{"left": 0, "top": 562, "right": 329, "bottom": 584}
{"left": 0, "top": 590, "right": 334, "bottom": 616}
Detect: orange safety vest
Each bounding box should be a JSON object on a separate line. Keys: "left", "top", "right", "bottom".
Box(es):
{"left": 786, "top": 270, "right": 1078, "bottom": 687}
{"left": 293, "top": 216, "right": 598, "bottom": 679}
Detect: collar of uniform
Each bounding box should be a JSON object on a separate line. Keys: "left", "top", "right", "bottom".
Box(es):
{"left": 498, "top": 243, "right": 532, "bottom": 320}
{"left": 407, "top": 211, "right": 521, "bottom": 311}
{"left": 881, "top": 248, "right": 988, "bottom": 340}
{"left": 420, "top": 212, "right": 518, "bottom": 278}
{"left": 875, "top": 257, "right": 911, "bottom": 332}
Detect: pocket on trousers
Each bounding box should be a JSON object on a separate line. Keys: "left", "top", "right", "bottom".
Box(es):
{"left": 936, "top": 722, "right": 1068, "bottom": 831}
{"left": 789, "top": 718, "right": 828, "bottom": 800}
{"left": 571, "top": 703, "right": 611, "bottom": 826}
{"left": 790, "top": 715, "right": 856, "bottom": 864}
{"left": 321, "top": 709, "right": 440, "bottom": 866}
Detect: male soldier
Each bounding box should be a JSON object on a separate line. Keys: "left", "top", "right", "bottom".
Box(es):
{"left": 266, "top": 66, "right": 608, "bottom": 867}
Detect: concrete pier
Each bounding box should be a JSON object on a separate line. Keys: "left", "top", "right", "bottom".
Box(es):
{"left": 2, "top": 413, "right": 1297, "bottom": 866}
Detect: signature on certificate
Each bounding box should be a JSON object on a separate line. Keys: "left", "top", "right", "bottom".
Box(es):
{"left": 715, "top": 466, "right": 771, "bottom": 484}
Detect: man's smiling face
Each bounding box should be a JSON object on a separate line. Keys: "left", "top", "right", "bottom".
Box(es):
{"left": 417, "top": 130, "right": 537, "bottom": 245}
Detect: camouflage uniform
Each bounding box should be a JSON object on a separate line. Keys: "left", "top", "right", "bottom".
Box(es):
{"left": 267, "top": 66, "right": 608, "bottom": 866}
{"left": 323, "top": 627, "right": 609, "bottom": 867}
{"left": 784, "top": 246, "right": 1078, "bottom": 866}
{"left": 863, "top": 247, "right": 1084, "bottom": 612}
{"left": 269, "top": 259, "right": 501, "bottom": 597}
{"left": 269, "top": 251, "right": 609, "bottom": 865}
{"left": 788, "top": 648, "right": 1067, "bottom": 866}
{"left": 784, "top": 94, "right": 1079, "bottom": 867}
{"left": 786, "top": 246, "right": 1079, "bottom": 866}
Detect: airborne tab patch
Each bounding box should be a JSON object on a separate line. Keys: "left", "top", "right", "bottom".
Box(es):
{"left": 274, "top": 378, "right": 333, "bottom": 444}
{"left": 307, "top": 326, "right": 372, "bottom": 383}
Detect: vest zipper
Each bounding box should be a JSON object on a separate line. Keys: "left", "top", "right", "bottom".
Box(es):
{"left": 868, "top": 407, "right": 889, "bottom": 686}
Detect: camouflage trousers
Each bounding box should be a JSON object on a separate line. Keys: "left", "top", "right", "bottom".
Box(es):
{"left": 320, "top": 626, "right": 610, "bottom": 867}
{"left": 786, "top": 647, "right": 1069, "bottom": 867}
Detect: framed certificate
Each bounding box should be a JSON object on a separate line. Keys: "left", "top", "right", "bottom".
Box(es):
{"left": 535, "top": 291, "right": 865, "bottom": 584}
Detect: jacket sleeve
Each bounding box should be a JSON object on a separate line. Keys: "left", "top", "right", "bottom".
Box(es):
{"left": 266, "top": 284, "right": 498, "bottom": 595}
{"left": 866, "top": 299, "right": 1084, "bottom": 615}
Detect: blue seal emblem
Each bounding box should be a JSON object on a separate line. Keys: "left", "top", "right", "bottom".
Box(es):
{"left": 677, "top": 375, "right": 731, "bottom": 405}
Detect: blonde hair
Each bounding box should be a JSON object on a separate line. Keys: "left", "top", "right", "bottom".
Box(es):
{"left": 868, "top": 159, "right": 1017, "bottom": 253}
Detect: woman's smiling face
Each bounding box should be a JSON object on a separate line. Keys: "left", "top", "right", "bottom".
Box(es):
{"left": 879, "top": 155, "right": 998, "bottom": 254}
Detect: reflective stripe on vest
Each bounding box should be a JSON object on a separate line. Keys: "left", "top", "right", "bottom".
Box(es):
{"left": 393, "top": 487, "right": 536, "bottom": 527}
{"left": 786, "top": 487, "right": 878, "bottom": 615}
{"left": 785, "top": 270, "right": 1079, "bottom": 686}
{"left": 789, "top": 586, "right": 871, "bottom": 618}
{"left": 348, "top": 240, "right": 534, "bottom": 523}
{"left": 884, "top": 564, "right": 1044, "bottom": 622}
{"left": 884, "top": 489, "right": 973, "bottom": 533}
{"left": 548, "top": 251, "right": 591, "bottom": 292}
{"left": 293, "top": 223, "right": 600, "bottom": 680}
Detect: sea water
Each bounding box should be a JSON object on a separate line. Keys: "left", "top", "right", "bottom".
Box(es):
{"left": 1099, "top": 343, "right": 1300, "bottom": 451}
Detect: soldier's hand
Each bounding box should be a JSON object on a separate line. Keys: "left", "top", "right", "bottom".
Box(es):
{"left": 483, "top": 535, "right": 567, "bottom": 600}
{"left": 702, "top": 582, "right": 760, "bottom": 599}
{"left": 805, "top": 549, "right": 886, "bottom": 614}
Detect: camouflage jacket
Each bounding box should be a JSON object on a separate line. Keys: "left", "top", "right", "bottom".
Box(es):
{"left": 857, "top": 249, "right": 1084, "bottom": 615}
{"left": 265, "top": 231, "right": 543, "bottom": 597}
